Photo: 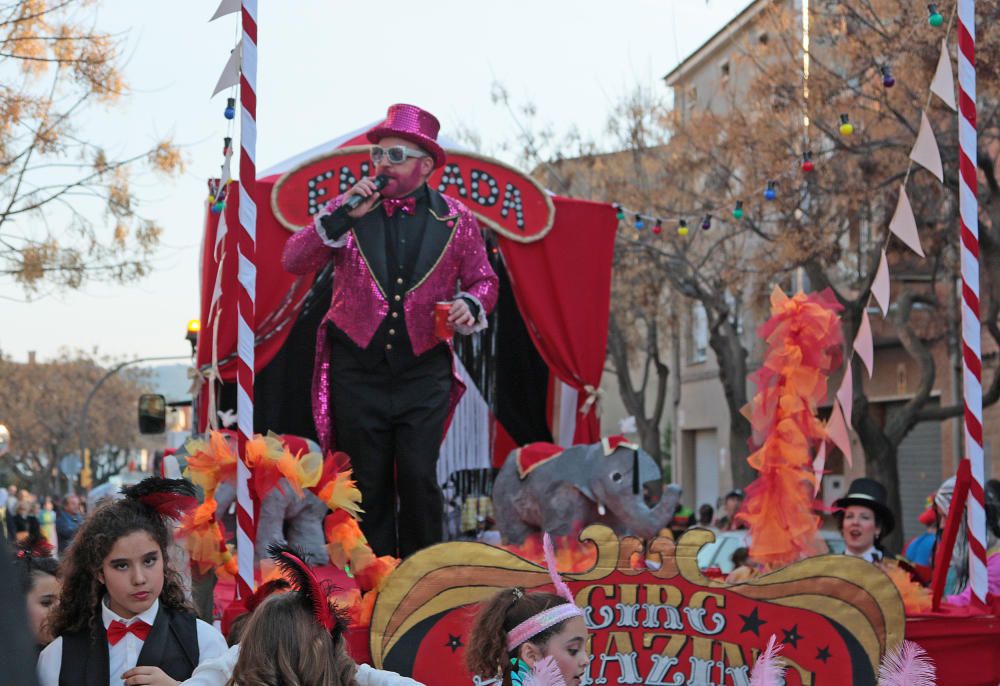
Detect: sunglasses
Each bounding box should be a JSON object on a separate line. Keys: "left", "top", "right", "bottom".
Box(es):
{"left": 370, "top": 145, "right": 428, "bottom": 165}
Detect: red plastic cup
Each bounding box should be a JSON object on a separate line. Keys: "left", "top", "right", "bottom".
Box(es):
{"left": 434, "top": 302, "right": 453, "bottom": 340}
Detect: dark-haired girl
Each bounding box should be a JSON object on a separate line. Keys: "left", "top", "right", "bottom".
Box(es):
{"left": 465, "top": 588, "right": 590, "bottom": 686}
{"left": 37, "top": 478, "right": 227, "bottom": 686}
{"left": 14, "top": 535, "right": 60, "bottom": 649}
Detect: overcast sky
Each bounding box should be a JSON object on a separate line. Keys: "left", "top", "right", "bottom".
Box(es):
{"left": 2, "top": 0, "right": 751, "bottom": 363}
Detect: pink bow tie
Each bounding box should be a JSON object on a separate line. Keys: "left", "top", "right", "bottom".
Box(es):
{"left": 383, "top": 197, "right": 416, "bottom": 217}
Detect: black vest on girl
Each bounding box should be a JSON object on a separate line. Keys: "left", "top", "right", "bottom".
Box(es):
{"left": 58, "top": 605, "right": 199, "bottom": 686}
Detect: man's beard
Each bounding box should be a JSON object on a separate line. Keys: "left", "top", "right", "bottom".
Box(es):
{"left": 381, "top": 165, "right": 426, "bottom": 198}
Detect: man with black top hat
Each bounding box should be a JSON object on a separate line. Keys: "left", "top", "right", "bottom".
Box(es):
{"left": 835, "top": 477, "right": 895, "bottom": 562}
{"left": 282, "top": 104, "right": 499, "bottom": 559}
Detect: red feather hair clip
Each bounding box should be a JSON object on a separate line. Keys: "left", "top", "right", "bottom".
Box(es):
{"left": 122, "top": 476, "right": 198, "bottom": 520}
{"left": 16, "top": 534, "right": 55, "bottom": 560}
{"left": 268, "top": 543, "right": 348, "bottom": 636}
{"left": 245, "top": 577, "right": 291, "bottom": 613}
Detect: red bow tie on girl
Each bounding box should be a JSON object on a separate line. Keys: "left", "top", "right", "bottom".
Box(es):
{"left": 382, "top": 197, "right": 416, "bottom": 217}
{"left": 107, "top": 619, "right": 151, "bottom": 645}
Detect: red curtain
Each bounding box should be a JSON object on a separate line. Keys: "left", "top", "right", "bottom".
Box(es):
{"left": 195, "top": 177, "right": 312, "bottom": 428}
{"left": 497, "top": 198, "right": 618, "bottom": 444}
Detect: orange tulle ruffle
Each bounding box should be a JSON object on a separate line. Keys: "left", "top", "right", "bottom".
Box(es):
{"left": 739, "top": 288, "right": 844, "bottom": 568}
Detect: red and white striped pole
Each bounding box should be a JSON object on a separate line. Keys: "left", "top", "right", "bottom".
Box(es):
{"left": 957, "top": 0, "right": 987, "bottom": 606}
{"left": 235, "top": 0, "right": 258, "bottom": 600}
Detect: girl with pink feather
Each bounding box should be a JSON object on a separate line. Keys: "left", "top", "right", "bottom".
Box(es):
{"left": 465, "top": 534, "right": 590, "bottom": 686}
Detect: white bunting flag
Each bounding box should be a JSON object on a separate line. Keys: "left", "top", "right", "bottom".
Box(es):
{"left": 211, "top": 0, "right": 241, "bottom": 21}
{"left": 836, "top": 362, "right": 853, "bottom": 429}
{"left": 853, "top": 309, "right": 874, "bottom": 378}
{"left": 889, "top": 186, "right": 925, "bottom": 257}
{"left": 213, "top": 41, "right": 241, "bottom": 97}
{"left": 826, "top": 400, "right": 853, "bottom": 468}
{"left": 909, "top": 111, "right": 944, "bottom": 183}
{"left": 872, "top": 249, "right": 891, "bottom": 318}
{"left": 930, "top": 39, "right": 957, "bottom": 111}
{"left": 813, "top": 441, "right": 827, "bottom": 496}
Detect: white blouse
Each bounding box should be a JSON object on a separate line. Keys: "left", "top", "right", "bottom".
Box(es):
{"left": 845, "top": 545, "right": 883, "bottom": 563}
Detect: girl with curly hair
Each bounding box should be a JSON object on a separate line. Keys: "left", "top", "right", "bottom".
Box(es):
{"left": 37, "top": 478, "right": 227, "bottom": 686}
{"left": 13, "top": 534, "right": 60, "bottom": 650}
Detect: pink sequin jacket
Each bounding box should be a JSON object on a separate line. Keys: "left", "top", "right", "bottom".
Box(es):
{"left": 281, "top": 187, "right": 499, "bottom": 452}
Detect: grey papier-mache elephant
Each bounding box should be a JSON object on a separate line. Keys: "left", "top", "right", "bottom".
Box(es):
{"left": 492, "top": 440, "right": 681, "bottom": 544}
{"left": 214, "top": 477, "right": 329, "bottom": 564}
{"left": 170, "top": 437, "right": 330, "bottom": 565}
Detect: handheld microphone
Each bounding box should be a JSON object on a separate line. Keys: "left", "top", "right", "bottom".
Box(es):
{"left": 338, "top": 174, "right": 389, "bottom": 214}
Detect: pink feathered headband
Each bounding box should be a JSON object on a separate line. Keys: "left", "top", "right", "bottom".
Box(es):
{"left": 505, "top": 533, "right": 584, "bottom": 652}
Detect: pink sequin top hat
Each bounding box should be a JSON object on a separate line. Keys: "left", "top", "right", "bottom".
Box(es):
{"left": 366, "top": 103, "right": 447, "bottom": 168}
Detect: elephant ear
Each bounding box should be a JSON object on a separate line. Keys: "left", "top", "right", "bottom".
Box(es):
{"left": 559, "top": 446, "right": 598, "bottom": 502}
{"left": 636, "top": 448, "right": 663, "bottom": 486}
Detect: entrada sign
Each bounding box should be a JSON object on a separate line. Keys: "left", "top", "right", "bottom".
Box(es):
{"left": 369, "top": 526, "right": 904, "bottom": 686}
{"left": 271, "top": 147, "right": 556, "bottom": 243}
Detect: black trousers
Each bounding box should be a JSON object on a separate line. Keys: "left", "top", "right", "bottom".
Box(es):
{"left": 330, "top": 345, "right": 451, "bottom": 558}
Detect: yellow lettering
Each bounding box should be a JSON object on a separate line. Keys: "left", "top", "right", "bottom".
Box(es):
{"left": 720, "top": 640, "right": 748, "bottom": 668}
{"left": 691, "top": 636, "right": 714, "bottom": 661}
{"left": 619, "top": 584, "right": 638, "bottom": 606}
{"left": 602, "top": 631, "right": 637, "bottom": 654}
{"left": 642, "top": 632, "right": 688, "bottom": 658}
{"left": 576, "top": 584, "right": 616, "bottom": 607}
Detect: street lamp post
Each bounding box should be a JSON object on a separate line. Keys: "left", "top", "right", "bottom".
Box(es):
{"left": 77, "top": 355, "right": 189, "bottom": 490}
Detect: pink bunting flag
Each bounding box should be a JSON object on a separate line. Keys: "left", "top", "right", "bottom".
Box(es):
{"left": 872, "top": 249, "right": 891, "bottom": 317}
{"left": 836, "top": 361, "right": 853, "bottom": 428}
{"left": 813, "top": 441, "right": 827, "bottom": 497}
{"left": 909, "top": 112, "right": 944, "bottom": 182}
{"left": 826, "top": 400, "right": 852, "bottom": 468}
{"left": 930, "top": 39, "right": 957, "bottom": 111}
{"left": 889, "top": 186, "right": 925, "bottom": 257}
{"left": 853, "top": 309, "right": 874, "bottom": 378}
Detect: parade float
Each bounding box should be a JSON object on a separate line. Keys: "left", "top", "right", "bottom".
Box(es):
{"left": 176, "top": 2, "right": 1000, "bottom": 684}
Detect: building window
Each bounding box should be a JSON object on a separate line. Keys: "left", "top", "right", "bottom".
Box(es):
{"left": 687, "top": 86, "right": 698, "bottom": 110}
{"left": 720, "top": 61, "right": 731, "bottom": 82}
{"left": 758, "top": 32, "right": 769, "bottom": 45}
{"left": 690, "top": 304, "right": 708, "bottom": 364}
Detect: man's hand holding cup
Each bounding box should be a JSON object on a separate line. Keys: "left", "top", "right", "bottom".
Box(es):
{"left": 434, "top": 299, "right": 475, "bottom": 340}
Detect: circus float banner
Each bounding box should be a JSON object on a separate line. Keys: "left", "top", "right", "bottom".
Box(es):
{"left": 271, "top": 147, "right": 557, "bottom": 244}
{"left": 367, "top": 526, "right": 904, "bottom": 686}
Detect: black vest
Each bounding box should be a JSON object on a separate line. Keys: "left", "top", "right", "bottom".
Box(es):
{"left": 58, "top": 605, "right": 200, "bottom": 686}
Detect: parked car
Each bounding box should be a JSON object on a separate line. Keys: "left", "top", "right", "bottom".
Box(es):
{"left": 694, "top": 529, "right": 845, "bottom": 575}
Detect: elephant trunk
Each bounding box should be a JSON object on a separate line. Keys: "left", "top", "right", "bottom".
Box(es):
{"left": 623, "top": 485, "right": 681, "bottom": 539}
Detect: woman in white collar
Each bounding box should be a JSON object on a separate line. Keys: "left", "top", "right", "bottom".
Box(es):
{"left": 834, "top": 478, "right": 895, "bottom": 563}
